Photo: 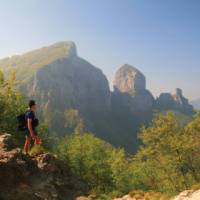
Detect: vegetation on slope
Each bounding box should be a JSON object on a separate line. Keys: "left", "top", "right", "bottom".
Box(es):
{"left": 0, "top": 41, "right": 76, "bottom": 82}
{"left": 1, "top": 70, "right": 200, "bottom": 199}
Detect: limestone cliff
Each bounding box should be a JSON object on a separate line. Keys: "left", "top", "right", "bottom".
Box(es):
{"left": 156, "top": 88, "right": 194, "bottom": 115}
{"left": 0, "top": 42, "right": 111, "bottom": 136}
{"left": 112, "top": 64, "right": 155, "bottom": 114}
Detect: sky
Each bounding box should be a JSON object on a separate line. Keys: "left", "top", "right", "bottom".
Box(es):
{"left": 0, "top": 0, "right": 199, "bottom": 100}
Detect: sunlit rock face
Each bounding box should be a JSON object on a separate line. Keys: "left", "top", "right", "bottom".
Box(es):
{"left": 173, "top": 190, "right": 200, "bottom": 200}
{"left": 113, "top": 64, "right": 155, "bottom": 114}
{"left": 113, "top": 64, "right": 146, "bottom": 94}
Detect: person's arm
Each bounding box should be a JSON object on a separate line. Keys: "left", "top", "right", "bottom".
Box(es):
{"left": 27, "top": 118, "right": 35, "bottom": 138}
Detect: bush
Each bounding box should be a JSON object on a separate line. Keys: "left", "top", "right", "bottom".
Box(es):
{"left": 29, "top": 145, "right": 46, "bottom": 156}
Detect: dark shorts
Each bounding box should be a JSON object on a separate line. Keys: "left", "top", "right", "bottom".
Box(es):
{"left": 25, "top": 130, "right": 38, "bottom": 138}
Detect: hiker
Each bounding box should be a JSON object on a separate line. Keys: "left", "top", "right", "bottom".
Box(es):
{"left": 23, "top": 100, "right": 41, "bottom": 154}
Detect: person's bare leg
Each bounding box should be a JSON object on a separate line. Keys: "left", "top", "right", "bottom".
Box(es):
{"left": 23, "top": 136, "right": 31, "bottom": 154}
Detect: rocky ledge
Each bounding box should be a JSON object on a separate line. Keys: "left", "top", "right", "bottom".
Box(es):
{"left": 0, "top": 134, "right": 87, "bottom": 200}
{"left": 113, "top": 190, "right": 200, "bottom": 200}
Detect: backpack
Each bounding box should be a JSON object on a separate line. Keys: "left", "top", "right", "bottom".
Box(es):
{"left": 17, "top": 111, "right": 39, "bottom": 131}
{"left": 17, "top": 112, "right": 27, "bottom": 131}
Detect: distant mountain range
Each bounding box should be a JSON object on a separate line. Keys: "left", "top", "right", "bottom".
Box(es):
{"left": 0, "top": 41, "right": 195, "bottom": 153}
{"left": 190, "top": 99, "right": 200, "bottom": 109}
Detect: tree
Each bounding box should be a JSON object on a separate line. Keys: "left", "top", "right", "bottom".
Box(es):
{"left": 0, "top": 71, "right": 26, "bottom": 144}
{"left": 64, "top": 109, "right": 85, "bottom": 134}
{"left": 131, "top": 112, "right": 200, "bottom": 194}
{"left": 57, "top": 133, "right": 114, "bottom": 192}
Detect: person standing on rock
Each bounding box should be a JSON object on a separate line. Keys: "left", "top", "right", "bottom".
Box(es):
{"left": 24, "top": 100, "right": 41, "bottom": 154}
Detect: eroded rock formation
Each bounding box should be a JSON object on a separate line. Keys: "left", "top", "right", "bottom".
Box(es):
{"left": 156, "top": 88, "right": 194, "bottom": 115}
{"left": 112, "top": 64, "right": 155, "bottom": 114}
{"left": 0, "top": 134, "right": 87, "bottom": 200}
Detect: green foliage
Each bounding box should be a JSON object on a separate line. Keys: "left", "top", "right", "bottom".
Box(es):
{"left": 0, "top": 72, "right": 199, "bottom": 198}
{"left": 0, "top": 42, "right": 74, "bottom": 83}
{"left": 57, "top": 133, "right": 113, "bottom": 192}
{"left": 38, "top": 123, "right": 59, "bottom": 151}
{"left": 0, "top": 70, "right": 57, "bottom": 151}
{"left": 57, "top": 133, "right": 134, "bottom": 194}
{"left": 57, "top": 111, "right": 200, "bottom": 197}
{"left": 0, "top": 70, "right": 4, "bottom": 84}
{"left": 0, "top": 70, "right": 26, "bottom": 144}
{"left": 29, "top": 144, "right": 47, "bottom": 156}
{"left": 64, "top": 108, "right": 85, "bottom": 135}
{"left": 132, "top": 112, "right": 200, "bottom": 194}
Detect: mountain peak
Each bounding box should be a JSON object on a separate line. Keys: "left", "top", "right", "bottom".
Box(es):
{"left": 0, "top": 41, "right": 78, "bottom": 81}
{"left": 113, "top": 64, "right": 146, "bottom": 93}
{"left": 119, "top": 64, "right": 144, "bottom": 75}
{"left": 44, "top": 41, "right": 77, "bottom": 57}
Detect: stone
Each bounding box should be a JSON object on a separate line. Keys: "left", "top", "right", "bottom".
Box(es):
{"left": 0, "top": 134, "right": 17, "bottom": 150}
{"left": 172, "top": 190, "right": 200, "bottom": 200}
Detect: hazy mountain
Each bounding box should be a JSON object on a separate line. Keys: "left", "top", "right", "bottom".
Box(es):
{"left": 0, "top": 41, "right": 195, "bottom": 153}
{"left": 0, "top": 41, "right": 113, "bottom": 140}
{"left": 190, "top": 99, "right": 200, "bottom": 109}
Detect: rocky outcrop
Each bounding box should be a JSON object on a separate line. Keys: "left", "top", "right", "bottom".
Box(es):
{"left": 156, "top": 88, "right": 194, "bottom": 115}
{"left": 112, "top": 190, "right": 200, "bottom": 200}
{"left": 172, "top": 190, "right": 200, "bottom": 200}
{"left": 112, "top": 64, "right": 155, "bottom": 114}
{"left": 0, "top": 134, "right": 87, "bottom": 200}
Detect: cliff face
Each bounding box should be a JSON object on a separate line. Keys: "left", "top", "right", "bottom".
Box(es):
{"left": 156, "top": 88, "right": 194, "bottom": 115}
{"left": 0, "top": 134, "right": 87, "bottom": 200}
{"left": 113, "top": 64, "right": 146, "bottom": 93}
{"left": 0, "top": 42, "right": 111, "bottom": 135}
{"left": 0, "top": 42, "right": 195, "bottom": 153}
{"left": 113, "top": 64, "right": 155, "bottom": 114}
{"left": 21, "top": 56, "right": 111, "bottom": 133}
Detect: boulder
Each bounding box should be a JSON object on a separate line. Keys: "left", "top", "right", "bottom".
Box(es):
{"left": 172, "top": 190, "right": 200, "bottom": 200}
{"left": 0, "top": 134, "right": 17, "bottom": 150}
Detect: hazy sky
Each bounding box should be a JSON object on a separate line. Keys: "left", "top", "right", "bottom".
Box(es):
{"left": 0, "top": 0, "right": 199, "bottom": 100}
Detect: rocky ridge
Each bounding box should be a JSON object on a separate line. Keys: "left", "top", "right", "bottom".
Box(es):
{"left": 0, "top": 134, "right": 87, "bottom": 200}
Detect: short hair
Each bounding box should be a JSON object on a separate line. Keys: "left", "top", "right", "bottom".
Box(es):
{"left": 29, "top": 100, "right": 36, "bottom": 108}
